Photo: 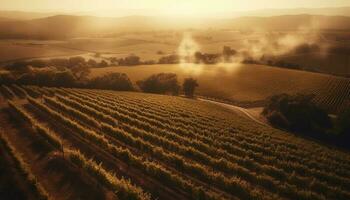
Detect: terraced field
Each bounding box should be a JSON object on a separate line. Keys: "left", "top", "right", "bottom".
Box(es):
{"left": 0, "top": 84, "right": 350, "bottom": 200}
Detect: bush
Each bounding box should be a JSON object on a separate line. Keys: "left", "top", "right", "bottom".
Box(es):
{"left": 137, "top": 73, "right": 180, "bottom": 95}
{"left": 88, "top": 73, "right": 134, "bottom": 91}
{"left": 263, "top": 94, "right": 332, "bottom": 134}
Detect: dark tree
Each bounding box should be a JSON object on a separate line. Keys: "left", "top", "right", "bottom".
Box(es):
{"left": 53, "top": 70, "right": 76, "bottom": 87}
{"left": 183, "top": 78, "right": 199, "bottom": 98}
{"left": 118, "top": 55, "right": 140, "bottom": 66}
{"left": 71, "top": 64, "right": 91, "bottom": 80}
{"left": 98, "top": 60, "right": 109, "bottom": 68}
{"left": 223, "top": 46, "right": 237, "bottom": 62}
{"left": 87, "top": 59, "right": 98, "bottom": 67}
{"left": 158, "top": 54, "right": 179, "bottom": 64}
{"left": 68, "top": 56, "right": 86, "bottom": 67}
{"left": 336, "top": 108, "right": 350, "bottom": 136}
{"left": 89, "top": 73, "right": 134, "bottom": 91}
{"left": 137, "top": 73, "right": 180, "bottom": 95}
{"left": 262, "top": 94, "right": 332, "bottom": 134}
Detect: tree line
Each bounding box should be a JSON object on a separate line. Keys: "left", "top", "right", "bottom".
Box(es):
{"left": 263, "top": 93, "right": 350, "bottom": 149}
{"left": 0, "top": 65, "right": 199, "bottom": 98}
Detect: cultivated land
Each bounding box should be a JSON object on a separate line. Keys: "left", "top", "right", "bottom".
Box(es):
{"left": 90, "top": 63, "right": 350, "bottom": 113}
{"left": 2, "top": 29, "right": 350, "bottom": 76}
{"left": 0, "top": 85, "right": 350, "bottom": 200}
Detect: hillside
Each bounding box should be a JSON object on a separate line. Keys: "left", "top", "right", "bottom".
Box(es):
{"left": 0, "top": 85, "right": 349, "bottom": 199}
{"left": 218, "top": 15, "right": 350, "bottom": 30}
{"left": 2, "top": 14, "right": 350, "bottom": 39}
{"left": 225, "top": 6, "right": 350, "bottom": 17}
{"left": 0, "top": 10, "right": 61, "bottom": 20}
{"left": 90, "top": 63, "right": 350, "bottom": 113}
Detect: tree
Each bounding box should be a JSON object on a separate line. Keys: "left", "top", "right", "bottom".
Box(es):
{"left": 118, "top": 55, "right": 140, "bottom": 66}
{"left": 68, "top": 56, "right": 86, "bottom": 68}
{"left": 137, "top": 73, "right": 180, "bottom": 95}
{"left": 183, "top": 78, "right": 198, "bottom": 98}
{"left": 262, "top": 94, "right": 332, "bottom": 134}
{"left": 87, "top": 59, "right": 98, "bottom": 67}
{"left": 88, "top": 73, "right": 134, "bottom": 91}
{"left": 336, "top": 108, "right": 350, "bottom": 136}
{"left": 158, "top": 55, "right": 179, "bottom": 64}
{"left": 223, "top": 46, "right": 237, "bottom": 62}
{"left": 54, "top": 70, "right": 76, "bottom": 87}
{"left": 98, "top": 60, "right": 108, "bottom": 68}
{"left": 71, "top": 64, "right": 91, "bottom": 80}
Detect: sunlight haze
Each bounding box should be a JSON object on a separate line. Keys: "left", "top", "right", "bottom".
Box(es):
{"left": 1, "top": 0, "right": 350, "bottom": 17}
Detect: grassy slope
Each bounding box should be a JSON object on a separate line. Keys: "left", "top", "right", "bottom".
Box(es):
{"left": 90, "top": 63, "right": 349, "bottom": 109}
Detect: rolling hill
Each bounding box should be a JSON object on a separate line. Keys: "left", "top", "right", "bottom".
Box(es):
{"left": 224, "top": 6, "right": 350, "bottom": 18}
{"left": 0, "top": 85, "right": 349, "bottom": 200}
{"left": 90, "top": 63, "right": 350, "bottom": 113}
{"left": 0, "top": 10, "right": 62, "bottom": 20}
{"left": 2, "top": 14, "right": 350, "bottom": 39}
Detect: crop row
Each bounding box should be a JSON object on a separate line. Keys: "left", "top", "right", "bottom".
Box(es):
{"left": 63, "top": 90, "right": 350, "bottom": 184}
{"left": 0, "top": 131, "right": 49, "bottom": 200}
{"left": 8, "top": 101, "right": 150, "bottom": 200}
{"left": 27, "top": 96, "right": 226, "bottom": 200}
{"left": 49, "top": 93, "right": 350, "bottom": 200}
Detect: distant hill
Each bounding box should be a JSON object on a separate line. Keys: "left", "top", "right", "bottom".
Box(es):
{"left": 233, "top": 7, "right": 350, "bottom": 18}
{"left": 1, "top": 14, "right": 350, "bottom": 39}
{"left": 218, "top": 15, "right": 350, "bottom": 30}
{"left": 0, "top": 17, "right": 13, "bottom": 22}
{"left": 0, "top": 10, "right": 62, "bottom": 20}
{"left": 0, "top": 15, "right": 213, "bottom": 39}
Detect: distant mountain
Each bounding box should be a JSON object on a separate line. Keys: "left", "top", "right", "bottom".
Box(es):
{"left": 0, "top": 10, "right": 63, "bottom": 20}
{"left": 218, "top": 15, "right": 350, "bottom": 30}
{"left": 1, "top": 14, "right": 350, "bottom": 39}
{"left": 219, "top": 7, "right": 350, "bottom": 18}
{"left": 0, "top": 17, "right": 13, "bottom": 22}
{"left": 0, "top": 15, "right": 214, "bottom": 39}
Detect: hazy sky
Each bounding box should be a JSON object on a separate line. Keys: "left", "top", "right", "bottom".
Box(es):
{"left": 1, "top": 0, "right": 350, "bottom": 15}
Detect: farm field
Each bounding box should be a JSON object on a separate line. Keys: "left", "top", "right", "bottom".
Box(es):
{"left": 90, "top": 63, "right": 350, "bottom": 113}
{"left": 270, "top": 53, "right": 350, "bottom": 76}
{"left": 0, "top": 40, "right": 85, "bottom": 63}
{"left": 0, "top": 85, "right": 350, "bottom": 200}
{"left": 0, "top": 32, "right": 247, "bottom": 64}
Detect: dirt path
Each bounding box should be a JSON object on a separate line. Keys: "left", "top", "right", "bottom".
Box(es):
{"left": 198, "top": 98, "right": 269, "bottom": 126}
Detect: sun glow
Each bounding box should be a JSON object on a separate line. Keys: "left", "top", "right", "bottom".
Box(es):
{"left": 2, "top": 0, "right": 349, "bottom": 17}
